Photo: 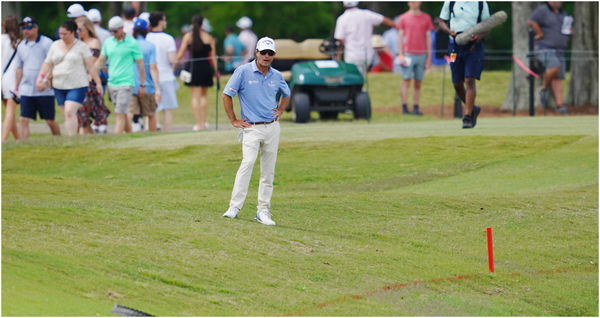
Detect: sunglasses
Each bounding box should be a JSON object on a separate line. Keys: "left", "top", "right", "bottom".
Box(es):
{"left": 109, "top": 29, "right": 118, "bottom": 33}
{"left": 21, "top": 25, "right": 34, "bottom": 30}
{"left": 259, "top": 50, "right": 275, "bottom": 56}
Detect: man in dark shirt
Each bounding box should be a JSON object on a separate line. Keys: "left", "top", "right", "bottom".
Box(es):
{"left": 528, "top": 2, "right": 572, "bottom": 114}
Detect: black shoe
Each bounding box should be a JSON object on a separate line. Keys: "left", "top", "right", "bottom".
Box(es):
{"left": 471, "top": 105, "right": 481, "bottom": 128}
{"left": 462, "top": 114, "right": 473, "bottom": 129}
{"left": 402, "top": 104, "right": 410, "bottom": 114}
{"left": 412, "top": 105, "right": 423, "bottom": 116}
{"left": 557, "top": 105, "right": 570, "bottom": 115}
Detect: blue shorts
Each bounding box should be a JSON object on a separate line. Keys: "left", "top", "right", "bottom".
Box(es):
{"left": 449, "top": 40, "right": 484, "bottom": 83}
{"left": 20, "top": 95, "right": 56, "bottom": 120}
{"left": 400, "top": 53, "right": 427, "bottom": 81}
{"left": 157, "top": 80, "right": 179, "bottom": 111}
{"left": 534, "top": 49, "right": 566, "bottom": 80}
{"left": 54, "top": 86, "right": 87, "bottom": 106}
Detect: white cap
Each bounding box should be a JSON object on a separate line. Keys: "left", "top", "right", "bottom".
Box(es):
{"left": 343, "top": 1, "right": 359, "bottom": 7}
{"left": 236, "top": 16, "right": 252, "bottom": 29}
{"left": 138, "top": 12, "right": 150, "bottom": 23}
{"left": 87, "top": 8, "right": 102, "bottom": 23}
{"left": 202, "top": 18, "right": 213, "bottom": 33}
{"left": 256, "top": 37, "right": 276, "bottom": 53}
{"left": 108, "top": 16, "right": 124, "bottom": 30}
{"left": 371, "top": 35, "right": 385, "bottom": 48}
{"left": 67, "top": 3, "right": 87, "bottom": 18}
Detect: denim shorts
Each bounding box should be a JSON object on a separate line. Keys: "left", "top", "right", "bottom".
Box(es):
{"left": 400, "top": 53, "right": 427, "bottom": 81}
{"left": 534, "top": 49, "right": 566, "bottom": 79}
{"left": 54, "top": 87, "right": 87, "bottom": 106}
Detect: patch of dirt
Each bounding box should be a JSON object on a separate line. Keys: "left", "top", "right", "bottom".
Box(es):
{"left": 376, "top": 104, "right": 598, "bottom": 118}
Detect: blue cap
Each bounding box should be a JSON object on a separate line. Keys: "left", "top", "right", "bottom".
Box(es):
{"left": 133, "top": 18, "right": 148, "bottom": 31}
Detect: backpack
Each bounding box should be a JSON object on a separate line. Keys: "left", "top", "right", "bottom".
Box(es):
{"left": 449, "top": 1, "right": 484, "bottom": 24}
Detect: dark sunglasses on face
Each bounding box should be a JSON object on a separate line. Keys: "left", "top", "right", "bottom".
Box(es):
{"left": 21, "top": 25, "right": 34, "bottom": 30}
{"left": 109, "top": 29, "right": 118, "bottom": 33}
{"left": 259, "top": 50, "right": 275, "bottom": 56}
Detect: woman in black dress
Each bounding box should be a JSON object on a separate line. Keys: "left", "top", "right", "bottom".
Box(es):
{"left": 175, "top": 15, "right": 218, "bottom": 130}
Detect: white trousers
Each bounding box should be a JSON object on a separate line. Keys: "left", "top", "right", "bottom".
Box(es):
{"left": 229, "top": 121, "right": 280, "bottom": 212}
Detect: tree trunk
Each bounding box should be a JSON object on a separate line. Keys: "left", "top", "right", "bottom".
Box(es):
{"left": 501, "top": 2, "right": 537, "bottom": 111}
{"left": 567, "top": 2, "right": 599, "bottom": 107}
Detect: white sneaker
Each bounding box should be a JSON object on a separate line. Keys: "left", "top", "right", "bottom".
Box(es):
{"left": 255, "top": 210, "right": 276, "bottom": 226}
{"left": 223, "top": 207, "right": 240, "bottom": 219}
{"left": 98, "top": 124, "right": 108, "bottom": 134}
{"left": 132, "top": 122, "right": 142, "bottom": 132}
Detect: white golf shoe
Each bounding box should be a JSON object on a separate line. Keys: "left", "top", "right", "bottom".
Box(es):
{"left": 223, "top": 207, "right": 240, "bottom": 219}
{"left": 255, "top": 210, "right": 276, "bottom": 226}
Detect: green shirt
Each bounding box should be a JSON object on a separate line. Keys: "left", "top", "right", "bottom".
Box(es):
{"left": 101, "top": 34, "right": 143, "bottom": 87}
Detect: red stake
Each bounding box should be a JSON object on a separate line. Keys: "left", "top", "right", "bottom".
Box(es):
{"left": 487, "top": 227, "right": 495, "bottom": 273}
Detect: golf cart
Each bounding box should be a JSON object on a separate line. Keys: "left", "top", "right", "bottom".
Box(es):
{"left": 273, "top": 38, "right": 371, "bottom": 123}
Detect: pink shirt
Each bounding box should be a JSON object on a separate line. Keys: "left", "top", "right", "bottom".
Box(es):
{"left": 397, "top": 11, "right": 433, "bottom": 55}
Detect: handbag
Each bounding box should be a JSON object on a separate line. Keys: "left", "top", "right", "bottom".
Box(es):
{"left": 179, "top": 60, "right": 192, "bottom": 84}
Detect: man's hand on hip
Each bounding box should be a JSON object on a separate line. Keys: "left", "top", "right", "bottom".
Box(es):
{"left": 232, "top": 118, "right": 251, "bottom": 128}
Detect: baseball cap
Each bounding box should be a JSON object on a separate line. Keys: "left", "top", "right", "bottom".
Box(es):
{"left": 256, "top": 37, "right": 276, "bottom": 53}
{"left": 108, "top": 16, "right": 124, "bottom": 30}
{"left": 236, "top": 16, "right": 252, "bottom": 29}
{"left": 202, "top": 18, "right": 213, "bottom": 33}
{"left": 133, "top": 18, "right": 148, "bottom": 31}
{"left": 87, "top": 9, "right": 102, "bottom": 23}
{"left": 19, "top": 16, "right": 38, "bottom": 27}
{"left": 67, "top": 3, "right": 87, "bottom": 18}
{"left": 343, "top": 1, "right": 359, "bottom": 7}
{"left": 371, "top": 35, "right": 385, "bottom": 49}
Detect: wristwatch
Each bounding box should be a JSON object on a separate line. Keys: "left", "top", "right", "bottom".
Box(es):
{"left": 140, "top": 83, "right": 146, "bottom": 87}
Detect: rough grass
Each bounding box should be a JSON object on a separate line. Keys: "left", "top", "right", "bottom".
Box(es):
{"left": 2, "top": 116, "right": 597, "bottom": 316}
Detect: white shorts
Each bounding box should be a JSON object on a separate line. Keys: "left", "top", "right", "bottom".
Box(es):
{"left": 157, "top": 80, "right": 179, "bottom": 111}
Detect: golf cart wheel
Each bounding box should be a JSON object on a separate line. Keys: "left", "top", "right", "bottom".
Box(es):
{"left": 319, "top": 111, "right": 339, "bottom": 120}
{"left": 293, "top": 92, "right": 311, "bottom": 123}
{"left": 354, "top": 92, "right": 371, "bottom": 120}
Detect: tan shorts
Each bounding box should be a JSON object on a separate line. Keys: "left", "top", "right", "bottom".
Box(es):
{"left": 127, "top": 94, "right": 157, "bottom": 116}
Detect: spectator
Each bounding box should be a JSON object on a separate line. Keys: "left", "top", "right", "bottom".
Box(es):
{"left": 175, "top": 15, "right": 218, "bottom": 131}
{"left": 75, "top": 17, "right": 110, "bottom": 135}
{"left": 202, "top": 18, "right": 213, "bottom": 33}
{"left": 61, "top": 3, "right": 86, "bottom": 39}
{"left": 13, "top": 17, "right": 60, "bottom": 139}
{"left": 147, "top": 12, "right": 179, "bottom": 132}
{"left": 2, "top": 16, "right": 21, "bottom": 141}
{"left": 438, "top": 1, "right": 489, "bottom": 129}
{"left": 370, "top": 35, "right": 393, "bottom": 72}
{"left": 334, "top": 1, "right": 396, "bottom": 77}
{"left": 96, "top": 16, "right": 146, "bottom": 134}
{"left": 38, "top": 20, "right": 102, "bottom": 136}
{"left": 237, "top": 16, "right": 257, "bottom": 63}
{"left": 528, "top": 1, "right": 572, "bottom": 115}
{"left": 223, "top": 25, "right": 245, "bottom": 73}
{"left": 128, "top": 18, "right": 161, "bottom": 132}
{"left": 222, "top": 37, "right": 291, "bottom": 226}
{"left": 397, "top": 1, "right": 434, "bottom": 116}
{"left": 382, "top": 15, "right": 401, "bottom": 73}
{"left": 87, "top": 8, "right": 111, "bottom": 44}
{"left": 122, "top": 6, "right": 136, "bottom": 36}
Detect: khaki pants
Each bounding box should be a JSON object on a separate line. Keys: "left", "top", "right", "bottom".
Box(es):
{"left": 229, "top": 121, "right": 280, "bottom": 212}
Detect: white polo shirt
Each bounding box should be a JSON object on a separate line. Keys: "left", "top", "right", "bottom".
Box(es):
{"left": 334, "top": 7, "right": 383, "bottom": 62}
{"left": 146, "top": 31, "right": 176, "bottom": 82}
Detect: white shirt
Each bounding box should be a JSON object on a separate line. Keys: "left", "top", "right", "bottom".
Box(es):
{"left": 44, "top": 39, "right": 92, "bottom": 89}
{"left": 123, "top": 20, "right": 134, "bottom": 37}
{"left": 334, "top": 7, "right": 383, "bottom": 62}
{"left": 1, "top": 34, "right": 18, "bottom": 96}
{"left": 146, "top": 31, "right": 176, "bottom": 82}
{"left": 94, "top": 25, "right": 111, "bottom": 44}
{"left": 238, "top": 29, "right": 257, "bottom": 63}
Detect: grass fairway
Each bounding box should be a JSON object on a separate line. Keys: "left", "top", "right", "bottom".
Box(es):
{"left": 2, "top": 116, "right": 598, "bottom": 316}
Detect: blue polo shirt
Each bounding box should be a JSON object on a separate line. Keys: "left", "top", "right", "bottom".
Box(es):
{"left": 133, "top": 35, "right": 157, "bottom": 95}
{"left": 223, "top": 61, "right": 290, "bottom": 123}
{"left": 15, "top": 35, "right": 54, "bottom": 97}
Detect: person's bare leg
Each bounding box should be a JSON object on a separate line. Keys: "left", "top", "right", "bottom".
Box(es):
{"left": 198, "top": 86, "right": 209, "bottom": 129}
{"left": 413, "top": 80, "right": 422, "bottom": 106}
{"left": 115, "top": 113, "right": 127, "bottom": 134}
{"left": 47, "top": 120, "right": 61, "bottom": 136}
{"left": 542, "top": 66, "right": 560, "bottom": 90}
{"left": 163, "top": 109, "right": 172, "bottom": 132}
{"left": 453, "top": 81, "right": 466, "bottom": 104}
{"left": 147, "top": 113, "right": 157, "bottom": 132}
{"left": 19, "top": 117, "right": 30, "bottom": 140}
{"left": 464, "top": 77, "right": 477, "bottom": 116}
{"left": 551, "top": 78, "right": 564, "bottom": 106}
{"left": 191, "top": 86, "right": 203, "bottom": 128}
{"left": 400, "top": 79, "right": 410, "bottom": 106}
{"left": 64, "top": 101, "right": 81, "bottom": 136}
{"left": 2, "top": 99, "right": 20, "bottom": 141}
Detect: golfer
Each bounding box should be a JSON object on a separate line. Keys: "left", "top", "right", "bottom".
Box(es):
{"left": 222, "top": 37, "right": 290, "bottom": 226}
